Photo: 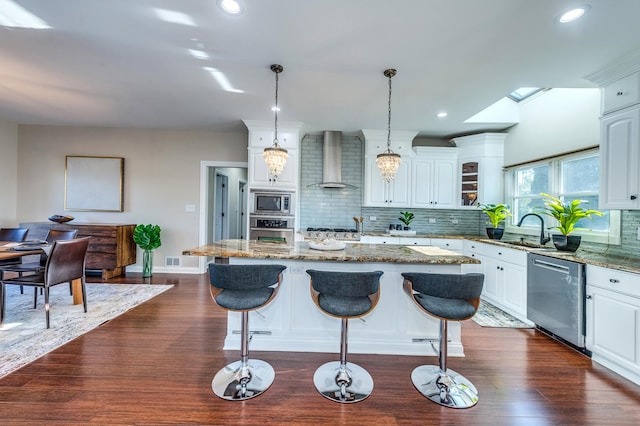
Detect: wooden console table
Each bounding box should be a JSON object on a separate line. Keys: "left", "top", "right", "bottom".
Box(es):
{"left": 19, "top": 222, "right": 137, "bottom": 279}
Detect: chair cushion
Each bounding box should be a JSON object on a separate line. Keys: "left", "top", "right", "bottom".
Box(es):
{"left": 214, "top": 287, "right": 275, "bottom": 311}
{"left": 414, "top": 293, "right": 477, "bottom": 320}
{"left": 318, "top": 294, "right": 373, "bottom": 317}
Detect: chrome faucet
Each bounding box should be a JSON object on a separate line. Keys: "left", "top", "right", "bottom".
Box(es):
{"left": 517, "top": 213, "right": 551, "bottom": 245}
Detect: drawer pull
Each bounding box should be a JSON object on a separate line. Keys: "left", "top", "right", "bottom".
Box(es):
{"left": 609, "top": 278, "right": 620, "bottom": 283}
{"left": 631, "top": 195, "right": 637, "bottom": 200}
{"left": 617, "top": 91, "right": 625, "bottom": 96}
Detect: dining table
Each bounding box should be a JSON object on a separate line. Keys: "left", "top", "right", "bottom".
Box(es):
{"left": 0, "top": 241, "right": 84, "bottom": 305}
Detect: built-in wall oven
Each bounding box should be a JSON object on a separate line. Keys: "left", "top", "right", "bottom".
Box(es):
{"left": 527, "top": 253, "right": 586, "bottom": 350}
{"left": 249, "top": 216, "right": 295, "bottom": 245}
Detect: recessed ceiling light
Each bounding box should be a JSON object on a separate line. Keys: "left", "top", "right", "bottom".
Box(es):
{"left": 559, "top": 6, "right": 588, "bottom": 23}
{"left": 436, "top": 112, "right": 448, "bottom": 118}
{"left": 219, "top": 0, "right": 243, "bottom": 15}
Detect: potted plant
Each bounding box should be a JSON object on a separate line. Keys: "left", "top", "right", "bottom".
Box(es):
{"left": 133, "top": 224, "right": 162, "bottom": 277}
{"left": 399, "top": 211, "right": 415, "bottom": 230}
{"left": 540, "top": 193, "right": 603, "bottom": 252}
{"left": 478, "top": 203, "right": 511, "bottom": 240}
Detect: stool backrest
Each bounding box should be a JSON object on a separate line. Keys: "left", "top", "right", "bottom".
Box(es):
{"left": 307, "top": 270, "right": 383, "bottom": 298}
{"left": 402, "top": 272, "right": 484, "bottom": 300}
{"left": 44, "top": 237, "right": 90, "bottom": 286}
{"left": 0, "top": 228, "right": 29, "bottom": 242}
{"left": 208, "top": 263, "right": 286, "bottom": 290}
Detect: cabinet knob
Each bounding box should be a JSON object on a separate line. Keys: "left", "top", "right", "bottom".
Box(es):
{"left": 609, "top": 278, "right": 620, "bottom": 283}
{"left": 631, "top": 195, "right": 637, "bottom": 200}
{"left": 586, "top": 295, "right": 592, "bottom": 300}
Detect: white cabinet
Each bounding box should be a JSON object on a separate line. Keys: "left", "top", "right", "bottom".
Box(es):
{"left": 602, "top": 72, "right": 640, "bottom": 114}
{"left": 243, "top": 120, "right": 303, "bottom": 191}
{"left": 411, "top": 147, "right": 457, "bottom": 209}
{"left": 451, "top": 133, "right": 506, "bottom": 208}
{"left": 586, "top": 265, "right": 640, "bottom": 385}
{"left": 476, "top": 243, "right": 528, "bottom": 322}
{"left": 248, "top": 147, "right": 298, "bottom": 189}
{"left": 599, "top": 107, "right": 640, "bottom": 209}
{"left": 360, "top": 235, "right": 400, "bottom": 244}
{"left": 363, "top": 156, "right": 411, "bottom": 207}
{"left": 430, "top": 238, "right": 463, "bottom": 253}
{"left": 462, "top": 240, "right": 483, "bottom": 274}
{"left": 593, "top": 69, "right": 640, "bottom": 210}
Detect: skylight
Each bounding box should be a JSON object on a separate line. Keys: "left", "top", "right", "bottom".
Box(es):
{"left": 507, "top": 87, "right": 544, "bottom": 102}
{"left": 154, "top": 9, "right": 196, "bottom": 26}
{"left": 0, "top": 0, "right": 51, "bottom": 29}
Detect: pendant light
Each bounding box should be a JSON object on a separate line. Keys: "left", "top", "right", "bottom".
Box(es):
{"left": 263, "top": 64, "right": 288, "bottom": 181}
{"left": 376, "top": 68, "right": 401, "bottom": 182}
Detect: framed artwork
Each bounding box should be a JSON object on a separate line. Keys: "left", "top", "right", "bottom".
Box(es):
{"left": 65, "top": 156, "right": 124, "bottom": 212}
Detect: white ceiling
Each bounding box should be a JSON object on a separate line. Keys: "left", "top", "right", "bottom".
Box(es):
{"left": 1, "top": 0, "right": 640, "bottom": 138}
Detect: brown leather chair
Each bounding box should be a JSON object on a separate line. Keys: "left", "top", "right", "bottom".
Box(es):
{"left": 0, "top": 228, "right": 29, "bottom": 267}
{"left": 0, "top": 229, "right": 79, "bottom": 297}
{"left": 0, "top": 237, "right": 90, "bottom": 328}
{"left": 0, "top": 228, "right": 29, "bottom": 243}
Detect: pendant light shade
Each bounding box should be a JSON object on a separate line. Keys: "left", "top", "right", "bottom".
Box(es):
{"left": 376, "top": 68, "right": 401, "bottom": 182}
{"left": 263, "top": 64, "right": 288, "bottom": 181}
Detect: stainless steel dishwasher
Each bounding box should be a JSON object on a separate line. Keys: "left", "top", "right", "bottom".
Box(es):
{"left": 527, "top": 253, "right": 586, "bottom": 349}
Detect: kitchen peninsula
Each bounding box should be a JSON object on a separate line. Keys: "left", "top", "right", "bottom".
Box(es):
{"left": 183, "top": 240, "right": 480, "bottom": 356}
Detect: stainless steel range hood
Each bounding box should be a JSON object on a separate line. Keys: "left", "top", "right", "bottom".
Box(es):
{"left": 315, "top": 130, "right": 356, "bottom": 189}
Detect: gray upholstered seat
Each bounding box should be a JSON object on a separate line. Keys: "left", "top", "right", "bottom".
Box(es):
{"left": 402, "top": 272, "right": 484, "bottom": 409}
{"left": 208, "top": 263, "right": 286, "bottom": 401}
{"left": 307, "top": 269, "right": 383, "bottom": 403}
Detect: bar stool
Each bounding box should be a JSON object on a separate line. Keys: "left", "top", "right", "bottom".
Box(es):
{"left": 208, "top": 263, "right": 286, "bottom": 401}
{"left": 306, "top": 269, "right": 383, "bottom": 403}
{"left": 402, "top": 272, "right": 484, "bottom": 409}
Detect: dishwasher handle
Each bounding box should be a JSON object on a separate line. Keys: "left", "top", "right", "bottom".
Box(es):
{"left": 532, "top": 257, "right": 571, "bottom": 274}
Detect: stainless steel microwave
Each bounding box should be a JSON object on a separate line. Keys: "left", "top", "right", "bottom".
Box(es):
{"left": 252, "top": 192, "right": 293, "bottom": 215}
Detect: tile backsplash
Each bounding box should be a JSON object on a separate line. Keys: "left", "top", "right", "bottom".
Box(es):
{"left": 299, "top": 134, "right": 640, "bottom": 257}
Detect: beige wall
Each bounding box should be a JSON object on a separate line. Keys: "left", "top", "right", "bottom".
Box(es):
{"left": 17, "top": 125, "right": 247, "bottom": 270}
{"left": 0, "top": 119, "right": 19, "bottom": 226}
{"left": 504, "top": 88, "right": 600, "bottom": 166}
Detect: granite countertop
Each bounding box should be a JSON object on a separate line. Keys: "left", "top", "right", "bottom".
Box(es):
{"left": 465, "top": 237, "right": 640, "bottom": 274}
{"left": 183, "top": 240, "right": 480, "bottom": 265}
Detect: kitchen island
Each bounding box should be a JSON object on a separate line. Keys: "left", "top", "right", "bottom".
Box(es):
{"left": 183, "top": 240, "right": 480, "bottom": 356}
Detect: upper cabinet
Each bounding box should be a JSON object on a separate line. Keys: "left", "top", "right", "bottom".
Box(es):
{"left": 600, "top": 107, "right": 640, "bottom": 209}
{"left": 586, "top": 55, "right": 640, "bottom": 209}
{"left": 451, "top": 133, "right": 506, "bottom": 208}
{"left": 362, "top": 130, "right": 417, "bottom": 208}
{"left": 244, "top": 120, "right": 303, "bottom": 191}
{"left": 411, "top": 147, "right": 457, "bottom": 209}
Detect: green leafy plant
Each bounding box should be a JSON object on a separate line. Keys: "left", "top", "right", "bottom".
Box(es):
{"left": 399, "top": 211, "right": 415, "bottom": 227}
{"left": 540, "top": 193, "right": 603, "bottom": 236}
{"left": 133, "top": 224, "right": 162, "bottom": 251}
{"left": 478, "top": 203, "right": 511, "bottom": 228}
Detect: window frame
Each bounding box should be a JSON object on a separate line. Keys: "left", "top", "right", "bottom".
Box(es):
{"left": 504, "top": 149, "right": 621, "bottom": 245}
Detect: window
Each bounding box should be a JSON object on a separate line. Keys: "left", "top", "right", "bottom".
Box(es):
{"left": 506, "top": 150, "right": 620, "bottom": 244}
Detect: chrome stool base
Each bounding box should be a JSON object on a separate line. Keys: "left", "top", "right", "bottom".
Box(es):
{"left": 313, "top": 361, "right": 374, "bottom": 403}
{"left": 411, "top": 365, "right": 478, "bottom": 408}
{"left": 211, "top": 359, "right": 275, "bottom": 401}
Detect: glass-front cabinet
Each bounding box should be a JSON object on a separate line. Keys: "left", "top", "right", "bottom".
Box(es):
{"left": 461, "top": 161, "right": 479, "bottom": 206}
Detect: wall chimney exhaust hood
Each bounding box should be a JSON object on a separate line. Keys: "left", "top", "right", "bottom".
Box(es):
{"left": 312, "top": 131, "right": 356, "bottom": 189}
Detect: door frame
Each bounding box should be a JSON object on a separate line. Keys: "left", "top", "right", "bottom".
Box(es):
{"left": 198, "top": 161, "right": 248, "bottom": 273}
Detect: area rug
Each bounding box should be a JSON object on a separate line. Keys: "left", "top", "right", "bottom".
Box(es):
{"left": 0, "top": 283, "right": 172, "bottom": 378}
{"left": 472, "top": 300, "right": 533, "bottom": 328}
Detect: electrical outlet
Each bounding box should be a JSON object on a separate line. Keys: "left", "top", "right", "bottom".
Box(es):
{"left": 370, "top": 216, "right": 376, "bottom": 221}
{"left": 429, "top": 218, "right": 436, "bottom": 223}
{"left": 637, "top": 226, "right": 640, "bottom": 240}
{"left": 452, "top": 219, "right": 459, "bottom": 224}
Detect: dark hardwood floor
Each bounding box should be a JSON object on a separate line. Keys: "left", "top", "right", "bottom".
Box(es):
{"left": 1, "top": 273, "right": 640, "bottom": 425}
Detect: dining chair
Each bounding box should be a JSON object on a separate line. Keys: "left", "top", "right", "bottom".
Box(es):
{"left": 0, "top": 237, "right": 90, "bottom": 328}
{"left": 0, "top": 228, "right": 29, "bottom": 267}
{"left": 0, "top": 229, "right": 79, "bottom": 296}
